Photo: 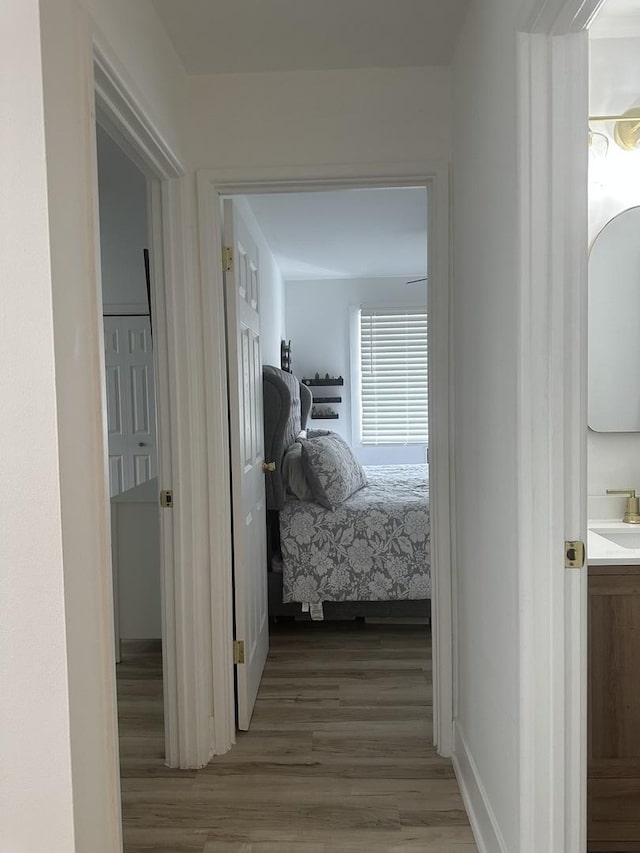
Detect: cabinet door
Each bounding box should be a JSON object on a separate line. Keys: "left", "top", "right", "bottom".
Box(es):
{"left": 588, "top": 567, "right": 640, "bottom": 849}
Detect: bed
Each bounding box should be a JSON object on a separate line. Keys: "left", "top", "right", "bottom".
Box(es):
{"left": 263, "top": 364, "right": 431, "bottom": 621}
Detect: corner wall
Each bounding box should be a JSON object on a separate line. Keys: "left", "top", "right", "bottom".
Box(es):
{"left": 451, "top": 0, "right": 524, "bottom": 849}
{"left": 285, "top": 276, "right": 427, "bottom": 464}
{"left": 97, "top": 125, "right": 149, "bottom": 311}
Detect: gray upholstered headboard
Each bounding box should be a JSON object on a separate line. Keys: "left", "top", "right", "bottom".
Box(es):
{"left": 263, "top": 365, "right": 312, "bottom": 511}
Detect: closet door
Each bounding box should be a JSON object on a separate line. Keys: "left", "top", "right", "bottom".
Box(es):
{"left": 104, "top": 315, "right": 157, "bottom": 496}
{"left": 223, "top": 199, "right": 269, "bottom": 730}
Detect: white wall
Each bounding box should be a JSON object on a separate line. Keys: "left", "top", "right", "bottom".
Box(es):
{"left": 451, "top": 0, "right": 523, "bottom": 850}
{"left": 588, "top": 36, "right": 640, "bottom": 515}
{"left": 1, "top": 3, "right": 76, "bottom": 849}
{"left": 97, "top": 125, "right": 149, "bottom": 311}
{"left": 2, "top": 0, "right": 191, "bottom": 850}
{"left": 285, "top": 277, "right": 427, "bottom": 464}
{"left": 189, "top": 66, "right": 451, "bottom": 168}
{"left": 235, "top": 196, "right": 285, "bottom": 366}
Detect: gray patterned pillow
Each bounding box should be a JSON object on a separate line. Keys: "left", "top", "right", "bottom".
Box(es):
{"left": 300, "top": 432, "right": 367, "bottom": 509}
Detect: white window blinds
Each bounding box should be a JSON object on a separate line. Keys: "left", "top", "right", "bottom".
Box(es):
{"left": 359, "top": 307, "right": 428, "bottom": 445}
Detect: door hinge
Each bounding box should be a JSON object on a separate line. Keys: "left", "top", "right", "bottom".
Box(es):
{"left": 565, "top": 539, "right": 585, "bottom": 569}
{"left": 223, "top": 246, "right": 233, "bottom": 273}
{"left": 160, "top": 489, "right": 174, "bottom": 508}
{"left": 233, "top": 640, "right": 245, "bottom": 664}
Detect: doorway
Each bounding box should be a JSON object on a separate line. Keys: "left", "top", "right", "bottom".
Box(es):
{"left": 96, "top": 124, "right": 161, "bottom": 665}
{"left": 224, "top": 188, "right": 430, "bottom": 733}
{"left": 586, "top": 4, "right": 640, "bottom": 847}
{"left": 92, "top": 46, "right": 193, "bottom": 773}
{"left": 196, "top": 164, "right": 454, "bottom": 759}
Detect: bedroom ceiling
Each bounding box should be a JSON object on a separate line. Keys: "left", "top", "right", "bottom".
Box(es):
{"left": 244, "top": 187, "right": 427, "bottom": 281}
{"left": 152, "top": 0, "right": 470, "bottom": 74}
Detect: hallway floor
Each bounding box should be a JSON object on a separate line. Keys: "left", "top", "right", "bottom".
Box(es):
{"left": 118, "top": 622, "right": 477, "bottom": 852}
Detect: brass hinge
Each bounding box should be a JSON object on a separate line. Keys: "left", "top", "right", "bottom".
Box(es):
{"left": 565, "top": 540, "right": 585, "bottom": 569}
{"left": 160, "top": 489, "right": 173, "bottom": 508}
{"left": 222, "top": 246, "right": 233, "bottom": 272}
{"left": 233, "top": 640, "right": 245, "bottom": 664}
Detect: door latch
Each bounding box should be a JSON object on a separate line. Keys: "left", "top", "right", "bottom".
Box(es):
{"left": 160, "top": 489, "right": 174, "bottom": 508}
{"left": 565, "top": 540, "right": 585, "bottom": 568}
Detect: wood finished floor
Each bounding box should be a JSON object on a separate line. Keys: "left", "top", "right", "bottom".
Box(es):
{"left": 117, "top": 622, "right": 477, "bottom": 853}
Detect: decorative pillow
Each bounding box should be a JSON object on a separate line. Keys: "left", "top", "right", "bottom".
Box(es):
{"left": 282, "top": 442, "right": 314, "bottom": 501}
{"left": 300, "top": 432, "right": 368, "bottom": 510}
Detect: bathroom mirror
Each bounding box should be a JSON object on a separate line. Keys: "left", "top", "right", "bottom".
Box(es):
{"left": 589, "top": 205, "right": 640, "bottom": 432}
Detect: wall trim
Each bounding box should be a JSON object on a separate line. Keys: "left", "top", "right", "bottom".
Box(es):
{"left": 196, "top": 160, "right": 455, "bottom": 757}
{"left": 452, "top": 722, "right": 508, "bottom": 853}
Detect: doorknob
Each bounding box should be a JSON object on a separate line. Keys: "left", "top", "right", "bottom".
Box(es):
{"left": 262, "top": 461, "right": 276, "bottom": 473}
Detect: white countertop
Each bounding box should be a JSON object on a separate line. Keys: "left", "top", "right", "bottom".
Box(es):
{"left": 588, "top": 519, "right": 640, "bottom": 565}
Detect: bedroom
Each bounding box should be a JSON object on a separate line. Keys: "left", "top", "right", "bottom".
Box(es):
{"left": 220, "top": 186, "right": 433, "bottom": 715}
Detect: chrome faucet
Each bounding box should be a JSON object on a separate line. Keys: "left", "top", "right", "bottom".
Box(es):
{"left": 606, "top": 488, "right": 640, "bottom": 524}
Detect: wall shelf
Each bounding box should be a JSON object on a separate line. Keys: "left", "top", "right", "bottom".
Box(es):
{"left": 314, "top": 396, "right": 342, "bottom": 404}
{"left": 311, "top": 413, "right": 339, "bottom": 420}
{"left": 302, "top": 377, "right": 344, "bottom": 387}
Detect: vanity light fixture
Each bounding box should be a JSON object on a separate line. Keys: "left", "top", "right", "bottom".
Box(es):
{"left": 614, "top": 108, "right": 640, "bottom": 151}
{"left": 588, "top": 128, "right": 609, "bottom": 159}
{"left": 589, "top": 108, "right": 640, "bottom": 151}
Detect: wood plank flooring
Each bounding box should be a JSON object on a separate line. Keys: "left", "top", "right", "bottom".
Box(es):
{"left": 117, "top": 622, "right": 477, "bottom": 852}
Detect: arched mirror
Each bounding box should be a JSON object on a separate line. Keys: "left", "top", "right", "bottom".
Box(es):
{"left": 589, "top": 205, "right": 640, "bottom": 432}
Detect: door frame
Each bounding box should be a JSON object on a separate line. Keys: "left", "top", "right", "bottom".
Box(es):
{"left": 517, "top": 1, "right": 605, "bottom": 850}
{"left": 92, "top": 38, "right": 214, "bottom": 769}
{"left": 196, "top": 161, "right": 455, "bottom": 757}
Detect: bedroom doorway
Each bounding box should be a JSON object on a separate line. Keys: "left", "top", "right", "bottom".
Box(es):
{"left": 225, "top": 187, "right": 430, "bottom": 730}
{"left": 93, "top": 47, "right": 190, "bottom": 774}
{"left": 198, "top": 165, "right": 454, "bottom": 758}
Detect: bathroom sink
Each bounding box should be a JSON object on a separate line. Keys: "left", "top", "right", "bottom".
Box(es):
{"left": 591, "top": 528, "right": 640, "bottom": 549}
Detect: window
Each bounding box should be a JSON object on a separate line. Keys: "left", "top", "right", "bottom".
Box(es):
{"left": 358, "top": 307, "right": 428, "bottom": 446}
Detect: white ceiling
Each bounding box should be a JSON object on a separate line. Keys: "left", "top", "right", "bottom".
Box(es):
{"left": 244, "top": 188, "right": 427, "bottom": 281}
{"left": 152, "top": 0, "right": 469, "bottom": 74}
{"left": 591, "top": 0, "right": 640, "bottom": 38}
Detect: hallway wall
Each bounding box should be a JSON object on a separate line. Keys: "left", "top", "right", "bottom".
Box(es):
{"left": 3, "top": 0, "right": 193, "bottom": 850}
{"left": 189, "top": 66, "right": 452, "bottom": 169}
{"left": 451, "top": 0, "right": 525, "bottom": 850}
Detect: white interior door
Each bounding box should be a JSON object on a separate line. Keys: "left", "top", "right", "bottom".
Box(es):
{"left": 104, "top": 315, "right": 157, "bottom": 496}
{"left": 223, "top": 198, "right": 269, "bottom": 731}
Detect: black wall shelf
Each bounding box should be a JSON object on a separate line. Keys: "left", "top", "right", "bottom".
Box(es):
{"left": 314, "top": 396, "right": 342, "bottom": 404}
{"left": 311, "top": 413, "right": 339, "bottom": 420}
{"left": 302, "top": 377, "right": 344, "bottom": 387}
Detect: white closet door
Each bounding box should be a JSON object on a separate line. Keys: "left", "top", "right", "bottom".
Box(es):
{"left": 104, "top": 316, "right": 157, "bottom": 496}
{"left": 223, "top": 199, "right": 269, "bottom": 731}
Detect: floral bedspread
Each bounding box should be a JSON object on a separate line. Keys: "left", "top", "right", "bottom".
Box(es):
{"left": 280, "top": 464, "right": 430, "bottom": 603}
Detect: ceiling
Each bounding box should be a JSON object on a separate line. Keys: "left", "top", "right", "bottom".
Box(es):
{"left": 152, "top": 0, "right": 469, "bottom": 74}
{"left": 243, "top": 188, "right": 427, "bottom": 281}
{"left": 591, "top": 0, "right": 640, "bottom": 37}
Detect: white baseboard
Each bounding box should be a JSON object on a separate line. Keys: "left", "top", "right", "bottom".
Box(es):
{"left": 452, "top": 721, "right": 508, "bottom": 853}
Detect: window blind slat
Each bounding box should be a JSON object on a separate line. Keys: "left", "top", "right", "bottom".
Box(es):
{"left": 358, "top": 307, "right": 428, "bottom": 446}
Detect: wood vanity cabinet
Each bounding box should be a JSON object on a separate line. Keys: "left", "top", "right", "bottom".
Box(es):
{"left": 588, "top": 564, "right": 640, "bottom": 851}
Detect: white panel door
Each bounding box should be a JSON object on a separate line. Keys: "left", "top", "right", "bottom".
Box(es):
{"left": 223, "top": 198, "right": 269, "bottom": 731}
{"left": 103, "top": 316, "right": 157, "bottom": 496}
